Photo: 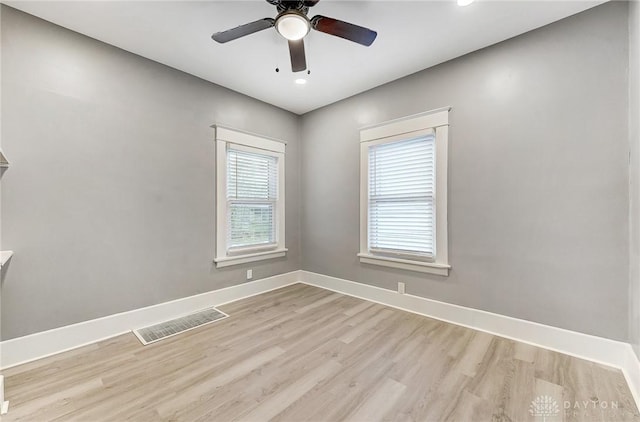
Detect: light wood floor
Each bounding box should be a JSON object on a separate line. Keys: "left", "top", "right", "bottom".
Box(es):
{"left": 2, "top": 284, "right": 639, "bottom": 421}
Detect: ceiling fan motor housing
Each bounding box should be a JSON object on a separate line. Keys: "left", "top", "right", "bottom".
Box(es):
{"left": 271, "top": 0, "right": 317, "bottom": 14}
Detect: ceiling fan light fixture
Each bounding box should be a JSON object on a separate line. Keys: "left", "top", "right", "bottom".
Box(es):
{"left": 276, "top": 12, "right": 310, "bottom": 41}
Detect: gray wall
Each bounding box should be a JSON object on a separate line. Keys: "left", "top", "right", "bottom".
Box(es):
{"left": 0, "top": 6, "right": 301, "bottom": 340}
{"left": 301, "top": 1, "right": 630, "bottom": 341}
{"left": 0, "top": 2, "right": 634, "bottom": 345}
{"left": 630, "top": 0, "right": 640, "bottom": 358}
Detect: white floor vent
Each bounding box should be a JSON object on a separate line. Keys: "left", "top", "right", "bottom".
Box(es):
{"left": 133, "top": 307, "right": 228, "bottom": 345}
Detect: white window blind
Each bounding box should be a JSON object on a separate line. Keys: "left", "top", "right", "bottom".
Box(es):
{"left": 368, "top": 135, "right": 436, "bottom": 259}
{"left": 227, "top": 147, "right": 278, "bottom": 251}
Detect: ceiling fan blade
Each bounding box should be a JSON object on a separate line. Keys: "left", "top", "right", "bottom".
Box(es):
{"left": 303, "top": 0, "right": 320, "bottom": 6}
{"left": 288, "top": 39, "right": 307, "bottom": 72}
{"left": 211, "top": 18, "right": 275, "bottom": 43}
{"left": 311, "top": 15, "right": 377, "bottom": 47}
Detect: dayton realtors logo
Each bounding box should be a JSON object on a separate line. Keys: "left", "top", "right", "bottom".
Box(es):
{"left": 530, "top": 395, "right": 624, "bottom": 420}
{"left": 564, "top": 398, "right": 620, "bottom": 418}
{"left": 529, "top": 395, "right": 560, "bottom": 421}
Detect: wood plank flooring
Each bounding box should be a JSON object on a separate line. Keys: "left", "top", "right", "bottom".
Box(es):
{"left": 2, "top": 283, "right": 639, "bottom": 421}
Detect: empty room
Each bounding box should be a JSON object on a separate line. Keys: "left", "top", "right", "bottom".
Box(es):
{"left": 0, "top": 0, "right": 639, "bottom": 420}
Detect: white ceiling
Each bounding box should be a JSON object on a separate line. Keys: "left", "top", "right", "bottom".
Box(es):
{"left": 4, "top": 0, "right": 605, "bottom": 115}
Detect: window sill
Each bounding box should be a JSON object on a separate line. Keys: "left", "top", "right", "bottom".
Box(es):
{"left": 215, "top": 248, "right": 288, "bottom": 268}
{"left": 357, "top": 253, "right": 450, "bottom": 276}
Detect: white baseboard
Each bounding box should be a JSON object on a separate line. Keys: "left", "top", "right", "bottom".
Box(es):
{"left": 0, "top": 271, "right": 300, "bottom": 369}
{"left": 623, "top": 346, "right": 640, "bottom": 410}
{"left": 299, "top": 270, "right": 640, "bottom": 409}
{"left": 1, "top": 269, "right": 638, "bottom": 411}
{"left": 0, "top": 375, "right": 7, "bottom": 415}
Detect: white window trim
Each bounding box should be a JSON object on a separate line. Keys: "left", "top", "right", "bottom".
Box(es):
{"left": 359, "top": 107, "right": 450, "bottom": 276}
{"left": 214, "top": 125, "right": 287, "bottom": 268}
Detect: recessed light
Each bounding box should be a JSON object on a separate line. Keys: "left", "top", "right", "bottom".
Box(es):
{"left": 457, "top": 0, "right": 474, "bottom": 6}
{"left": 295, "top": 78, "right": 307, "bottom": 85}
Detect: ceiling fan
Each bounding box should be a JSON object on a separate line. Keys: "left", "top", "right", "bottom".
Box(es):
{"left": 211, "top": 0, "right": 378, "bottom": 73}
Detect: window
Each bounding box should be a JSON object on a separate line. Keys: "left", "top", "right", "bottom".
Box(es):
{"left": 358, "top": 108, "right": 450, "bottom": 276}
{"left": 227, "top": 148, "right": 277, "bottom": 250}
{"left": 215, "top": 126, "right": 286, "bottom": 267}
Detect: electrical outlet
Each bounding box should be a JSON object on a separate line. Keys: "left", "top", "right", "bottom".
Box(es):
{"left": 398, "top": 282, "right": 405, "bottom": 294}
{"left": 246, "top": 269, "right": 253, "bottom": 280}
